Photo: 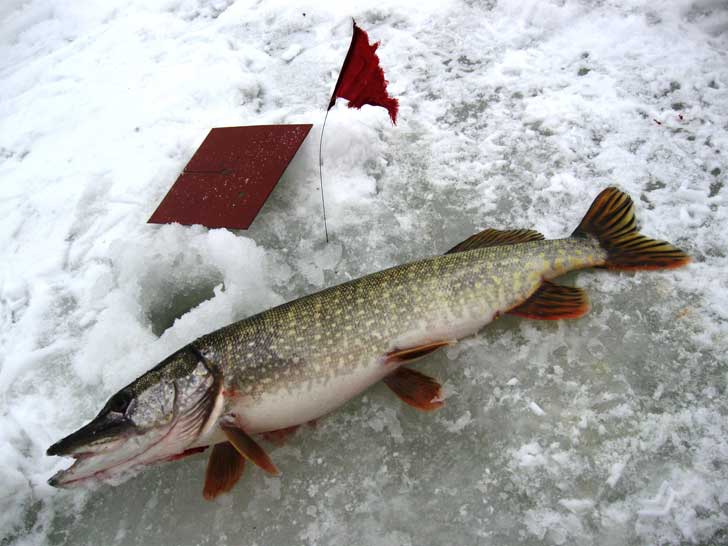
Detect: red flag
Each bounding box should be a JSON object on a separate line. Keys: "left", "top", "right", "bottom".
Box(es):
{"left": 328, "top": 21, "right": 399, "bottom": 124}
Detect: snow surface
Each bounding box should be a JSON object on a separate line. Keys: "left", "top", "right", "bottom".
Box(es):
{"left": 2, "top": 0, "right": 727, "bottom": 545}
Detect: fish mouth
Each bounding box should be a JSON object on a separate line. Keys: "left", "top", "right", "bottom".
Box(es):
{"left": 46, "top": 416, "right": 128, "bottom": 458}
{"left": 49, "top": 437, "right": 166, "bottom": 488}
{"left": 48, "top": 417, "right": 213, "bottom": 488}
{"left": 48, "top": 352, "right": 224, "bottom": 489}
{"left": 49, "top": 394, "right": 222, "bottom": 488}
{"left": 46, "top": 400, "right": 163, "bottom": 488}
{"left": 48, "top": 420, "right": 166, "bottom": 487}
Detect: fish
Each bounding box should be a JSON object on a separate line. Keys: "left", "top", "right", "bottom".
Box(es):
{"left": 47, "top": 187, "right": 690, "bottom": 499}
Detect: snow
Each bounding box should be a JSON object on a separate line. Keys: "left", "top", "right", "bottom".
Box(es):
{"left": 606, "top": 458, "right": 628, "bottom": 488}
{"left": 1, "top": 0, "right": 727, "bottom": 545}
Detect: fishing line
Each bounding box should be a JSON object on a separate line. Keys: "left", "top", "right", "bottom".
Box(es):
{"left": 318, "top": 109, "right": 330, "bottom": 243}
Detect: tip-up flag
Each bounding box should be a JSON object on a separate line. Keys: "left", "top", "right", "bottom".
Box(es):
{"left": 318, "top": 20, "right": 399, "bottom": 242}
{"left": 148, "top": 124, "right": 312, "bottom": 230}
{"left": 328, "top": 20, "right": 398, "bottom": 124}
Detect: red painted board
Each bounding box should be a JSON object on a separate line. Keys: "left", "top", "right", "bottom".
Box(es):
{"left": 148, "top": 124, "right": 312, "bottom": 230}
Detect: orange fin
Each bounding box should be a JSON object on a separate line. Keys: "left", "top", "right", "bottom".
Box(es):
{"left": 203, "top": 442, "right": 245, "bottom": 500}
{"left": 385, "top": 340, "right": 453, "bottom": 364}
{"left": 260, "top": 425, "right": 300, "bottom": 447}
{"left": 446, "top": 228, "right": 544, "bottom": 254}
{"left": 221, "top": 420, "right": 279, "bottom": 476}
{"left": 383, "top": 367, "right": 444, "bottom": 411}
{"left": 573, "top": 187, "right": 690, "bottom": 270}
{"left": 508, "top": 281, "right": 590, "bottom": 320}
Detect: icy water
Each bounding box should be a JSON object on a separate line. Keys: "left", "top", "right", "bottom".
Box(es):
{"left": 2, "top": 1, "right": 727, "bottom": 545}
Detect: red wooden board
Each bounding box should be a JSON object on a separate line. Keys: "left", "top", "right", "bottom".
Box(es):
{"left": 148, "top": 124, "right": 312, "bottom": 229}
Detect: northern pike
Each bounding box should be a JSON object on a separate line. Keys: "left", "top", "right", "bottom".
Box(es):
{"left": 47, "top": 188, "right": 689, "bottom": 498}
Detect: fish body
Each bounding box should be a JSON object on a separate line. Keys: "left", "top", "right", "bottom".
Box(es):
{"left": 47, "top": 188, "right": 689, "bottom": 497}
{"left": 193, "top": 237, "right": 604, "bottom": 442}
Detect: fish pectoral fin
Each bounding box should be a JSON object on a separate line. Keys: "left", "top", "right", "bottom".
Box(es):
{"left": 220, "top": 420, "right": 280, "bottom": 476}
{"left": 384, "top": 367, "right": 444, "bottom": 411}
{"left": 508, "top": 281, "right": 590, "bottom": 320}
{"left": 385, "top": 340, "right": 454, "bottom": 364}
{"left": 203, "top": 442, "right": 245, "bottom": 500}
{"left": 446, "top": 228, "right": 544, "bottom": 254}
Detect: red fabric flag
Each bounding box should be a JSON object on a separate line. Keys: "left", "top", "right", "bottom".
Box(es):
{"left": 328, "top": 21, "right": 399, "bottom": 124}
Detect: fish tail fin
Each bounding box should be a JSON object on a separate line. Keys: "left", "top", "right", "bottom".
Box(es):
{"left": 572, "top": 187, "right": 690, "bottom": 271}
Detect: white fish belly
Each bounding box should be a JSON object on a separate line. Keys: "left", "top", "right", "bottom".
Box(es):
{"left": 194, "top": 367, "right": 383, "bottom": 446}
{"left": 237, "top": 357, "right": 395, "bottom": 434}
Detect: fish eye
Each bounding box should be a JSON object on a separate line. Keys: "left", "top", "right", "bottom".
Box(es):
{"left": 107, "top": 391, "right": 132, "bottom": 415}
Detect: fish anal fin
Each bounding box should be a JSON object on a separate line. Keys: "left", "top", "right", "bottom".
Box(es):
{"left": 220, "top": 419, "right": 280, "bottom": 476}
{"left": 260, "top": 425, "right": 300, "bottom": 447}
{"left": 385, "top": 340, "right": 453, "bottom": 364}
{"left": 446, "top": 228, "right": 544, "bottom": 254}
{"left": 508, "top": 281, "right": 590, "bottom": 320}
{"left": 384, "top": 367, "right": 444, "bottom": 411}
{"left": 203, "top": 442, "right": 245, "bottom": 501}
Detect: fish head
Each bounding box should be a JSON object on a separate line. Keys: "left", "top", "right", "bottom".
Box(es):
{"left": 47, "top": 346, "right": 222, "bottom": 488}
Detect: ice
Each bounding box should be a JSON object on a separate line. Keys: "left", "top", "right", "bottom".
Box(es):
{"left": 2, "top": 0, "right": 728, "bottom": 545}
{"left": 606, "top": 459, "right": 628, "bottom": 488}
{"left": 528, "top": 401, "right": 546, "bottom": 417}
{"left": 281, "top": 44, "right": 303, "bottom": 63}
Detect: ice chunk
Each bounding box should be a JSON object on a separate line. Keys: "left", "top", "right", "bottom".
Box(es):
{"left": 528, "top": 401, "right": 546, "bottom": 416}
{"left": 281, "top": 44, "right": 303, "bottom": 62}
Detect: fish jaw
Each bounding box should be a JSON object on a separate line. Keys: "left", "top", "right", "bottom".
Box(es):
{"left": 49, "top": 358, "right": 226, "bottom": 488}
{"left": 49, "top": 404, "right": 220, "bottom": 488}
{"left": 48, "top": 425, "right": 174, "bottom": 488}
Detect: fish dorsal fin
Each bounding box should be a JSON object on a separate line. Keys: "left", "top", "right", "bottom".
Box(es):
{"left": 385, "top": 340, "right": 454, "bottom": 364}
{"left": 220, "top": 419, "right": 279, "bottom": 476}
{"left": 383, "top": 367, "right": 444, "bottom": 411}
{"left": 203, "top": 442, "right": 245, "bottom": 500}
{"left": 508, "top": 281, "right": 590, "bottom": 320}
{"left": 446, "top": 228, "right": 545, "bottom": 254}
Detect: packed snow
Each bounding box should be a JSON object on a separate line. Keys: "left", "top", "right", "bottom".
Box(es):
{"left": 2, "top": 0, "right": 727, "bottom": 545}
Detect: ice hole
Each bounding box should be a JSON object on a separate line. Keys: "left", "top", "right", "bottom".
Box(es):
{"left": 140, "top": 265, "right": 224, "bottom": 337}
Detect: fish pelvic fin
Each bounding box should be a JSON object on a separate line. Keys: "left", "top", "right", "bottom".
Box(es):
{"left": 446, "top": 228, "right": 544, "bottom": 254}
{"left": 220, "top": 418, "right": 280, "bottom": 476}
{"left": 203, "top": 442, "right": 245, "bottom": 500}
{"left": 573, "top": 187, "right": 690, "bottom": 271}
{"left": 384, "top": 367, "right": 444, "bottom": 411}
{"left": 508, "top": 281, "right": 590, "bottom": 320}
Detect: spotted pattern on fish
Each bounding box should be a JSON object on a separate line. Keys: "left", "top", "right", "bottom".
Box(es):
{"left": 193, "top": 237, "right": 606, "bottom": 400}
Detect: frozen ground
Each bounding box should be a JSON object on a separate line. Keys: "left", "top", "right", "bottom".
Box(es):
{"left": 2, "top": 0, "right": 727, "bottom": 544}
